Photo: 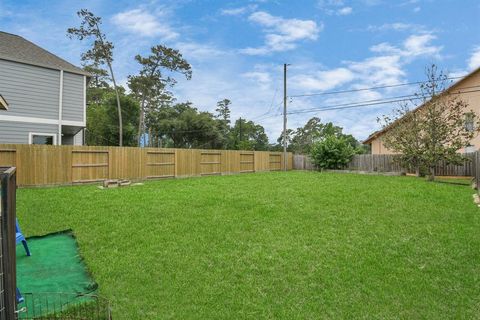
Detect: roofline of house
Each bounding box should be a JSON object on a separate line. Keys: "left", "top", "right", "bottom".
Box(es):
{"left": 362, "top": 66, "right": 480, "bottom": 145}
{"left": 0, "top": 56, "right": 91, "bottom": 77}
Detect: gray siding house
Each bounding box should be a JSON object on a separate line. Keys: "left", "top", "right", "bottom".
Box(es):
{"left": 0, "top": 31, "right": 89, "bottom": 145}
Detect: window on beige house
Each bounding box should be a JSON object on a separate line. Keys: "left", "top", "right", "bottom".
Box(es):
{"left": 465, "top": 113, "right": 475, "bottom": 132}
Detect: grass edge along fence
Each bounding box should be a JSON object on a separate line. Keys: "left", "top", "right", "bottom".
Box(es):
{"left": 294, "top": 153, "right": 478, "bottom": 177}
{"left": 0, "top": 144, "right": 293, "bottom": 187}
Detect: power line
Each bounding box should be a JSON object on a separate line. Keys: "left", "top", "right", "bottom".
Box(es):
{"left": 287, "top": 87, "right": 480, "bottom": 116}
{"left": 251, "top": 99, "right": 283, "bottom": 121}
{"left": 288, "top": 75, "right": 466, "bottom": 98}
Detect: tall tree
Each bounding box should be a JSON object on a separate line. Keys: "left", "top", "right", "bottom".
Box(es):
{"left": 377, "top": 103, "right": 424, "bottom": 176}
{"left": 230, "top": 118, "right": 269, "bottom": 151}
{"left": 215, "top": 99, "right": 231, "bottom": 124}
{"left": 129, "top": 45, "right": 192, "bottom": 146}
{"left": 379, "top": 65, "right": 480, "bottom": 180}
{"left": 147, "top": 102, "right": 223, "bottom": 149}
{"left": 275, "top": 117, "right": 364, "bottom": 154}
{"left": 67, "top": 9, "right": 124, "bottom": 146}
{"left": 86, "top": 91, "right": 140, "bottom": 146}
{"left": 215, "top": 99, "right": 232, "bottom": 149}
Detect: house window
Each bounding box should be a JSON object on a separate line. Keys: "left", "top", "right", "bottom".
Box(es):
{"left": 465, "top": 113, "right": 475, "bottom": 132}
{"left": 29, "top": 133, "right": 57, "bottom": 145}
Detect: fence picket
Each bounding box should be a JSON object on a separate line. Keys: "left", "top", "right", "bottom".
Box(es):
{"left": 0, "top": 144, "right": 293, "bottom": 187}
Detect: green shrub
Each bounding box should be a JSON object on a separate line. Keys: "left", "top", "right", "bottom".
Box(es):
{"left": 309, "top": 135, "right": 355, "bottom": 170}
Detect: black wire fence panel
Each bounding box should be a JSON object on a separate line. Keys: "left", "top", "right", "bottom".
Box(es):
{"left": 17, "top": 292, "right": 111, "bottom": 320}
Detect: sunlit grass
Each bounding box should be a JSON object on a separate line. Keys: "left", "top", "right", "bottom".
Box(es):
{"left": 17, "top": 171, "right": 480, "bottom": 319}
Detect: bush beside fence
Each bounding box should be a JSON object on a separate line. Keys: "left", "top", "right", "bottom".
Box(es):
{"left": 0, "top": 144, "right": 293, "bottom": 187}
{"left": 294, "top": 153, "right": 478, "bottom": 177}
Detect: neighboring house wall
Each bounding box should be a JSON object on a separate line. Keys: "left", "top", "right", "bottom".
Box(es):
{"left": 367, "top": 69, "right": 480, "bottom": 154}
{"left": 0, "top": 59, "right": 86, "bottom": 145}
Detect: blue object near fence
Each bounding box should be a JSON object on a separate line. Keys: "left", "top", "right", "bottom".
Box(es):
{"left": 16, "top": 219, "right": 30, "bottom": 256}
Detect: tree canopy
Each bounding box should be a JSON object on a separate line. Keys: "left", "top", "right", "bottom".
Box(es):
{"left": 275, "top": 117, "right": 366, "bottom": 154}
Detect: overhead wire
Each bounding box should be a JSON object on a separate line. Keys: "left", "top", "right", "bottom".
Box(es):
{"left": 286, "top": 87, "right": 480, "bottom": 116}
{"left": 288, "top": 75, "right": 467, "bottom": 98}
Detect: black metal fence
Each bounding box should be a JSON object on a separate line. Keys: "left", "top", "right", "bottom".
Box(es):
{"left": 18, "top": 292, "right": 111, "bottom": 319}
{"left": 0, "top": 167, "right": 17, "bottom": 320}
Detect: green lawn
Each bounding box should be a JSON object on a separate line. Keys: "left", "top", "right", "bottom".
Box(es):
{"left": 17, "top": 171, "right": 480, "bottom": 319}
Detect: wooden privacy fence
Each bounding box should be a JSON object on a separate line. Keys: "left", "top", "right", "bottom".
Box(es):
{"left": 293, "top": 153, "right": 478, "bottom": 176}
{"left": 0, "top": 144, "right": 293, "bottom": 187}
{"left": 293, "top": 154, "right": 315, "bottom": 170}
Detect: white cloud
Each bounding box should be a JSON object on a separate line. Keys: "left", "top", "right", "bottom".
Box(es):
{"left": 173, "top": 42, "right": 227, "bottom": 61}
{"left": 290, "top": 68, "right": 355, "bottom": 91}
{"left": 366, "top": 22, "right": 424, "bottom": 32}
{"left": 241, "top": 11, "right": 321, "bottom": 55}
{"left": 403, "top": 34, "right": 442, "bottom": 58}
{"left": 242, "top": 71, "right": 272, "bottom": 84}
{"left": 317, "top": 1, "right": 354, "bottom": 15}
{"left": 220, "top": 5, "right": 257, "bottom": 16}
{"left": 348, "top": 55, "right": 405, "bottom": 86}
{"left": 370, "top": 42, "right": 403, "bottom": 55}
{"left": 468, "top": 46, "right": 480, "bottom": 70}
{"left": 368, "top": 33, "right": 443, "bottom": 59}
{"left": 111, "top": 8, "right": 178, "bottom": 40}
{"left": 337, "top": 7, "right": 353, "bottom": 15}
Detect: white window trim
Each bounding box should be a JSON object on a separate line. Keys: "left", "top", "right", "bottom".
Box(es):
{"left": 58, "top": 70, "right": 64, "bottom": 145}
{"left": 28, "top": 132, "right": 57, "bottom": 145}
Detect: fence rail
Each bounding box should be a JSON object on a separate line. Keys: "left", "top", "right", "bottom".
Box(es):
{"left": 293, "top": 153, "right": 478, "bottom": 177}
{"left": 0, "top": 145, "right": 293, "bottom": 187}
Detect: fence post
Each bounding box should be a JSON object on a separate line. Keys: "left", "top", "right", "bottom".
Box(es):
{"left": 476, "top": 151, "right": 480, "bottom": 193}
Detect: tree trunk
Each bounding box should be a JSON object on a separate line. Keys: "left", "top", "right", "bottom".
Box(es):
{"left": 427, "top": 167, "right": 435, "bottom": 181}
{"left": 137, "top": 100, "right": 145, "bottom": 147}
{"left": 415, "top": 166, "right": 420, "bottom": 177}
{"left": 95, "top": 23, "right": 122, "bottom": 146}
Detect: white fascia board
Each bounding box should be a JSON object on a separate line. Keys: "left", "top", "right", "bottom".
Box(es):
{"left": 0, "top": 114, "right": 84, "bottom": 127}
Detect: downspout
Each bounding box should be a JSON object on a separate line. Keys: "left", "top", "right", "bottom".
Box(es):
{"left": 58, "top": 70, "right": 64, "bottom": 145}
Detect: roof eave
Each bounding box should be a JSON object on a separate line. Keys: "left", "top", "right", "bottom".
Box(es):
{"left": 0, "top": 56, "right": 91, "bottom": 77}
{"left": 362, "top": 66, "right": 480, "bottom": 144}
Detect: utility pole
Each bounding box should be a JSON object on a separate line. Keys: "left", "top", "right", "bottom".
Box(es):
{"left": 283, "top": 63, "right": 288, "bottom": 171}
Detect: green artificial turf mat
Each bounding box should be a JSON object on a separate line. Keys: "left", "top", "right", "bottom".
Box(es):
{"left": 16, "top": 231, "right": 98, "bottom": 318}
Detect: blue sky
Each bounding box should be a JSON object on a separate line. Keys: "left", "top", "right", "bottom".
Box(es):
{"left": 1, "top": 0, "right": 479, "bottom": 141}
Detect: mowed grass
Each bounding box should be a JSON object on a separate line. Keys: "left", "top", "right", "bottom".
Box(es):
{"left": 17, "top": 171, "right": 480, "bottom": 319}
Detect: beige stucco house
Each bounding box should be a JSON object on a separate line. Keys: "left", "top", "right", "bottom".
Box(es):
{"left": 364, "top": 67, "right": 480, "bottom": 154}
